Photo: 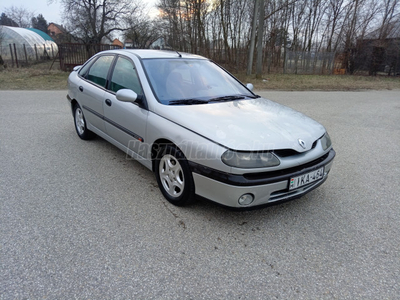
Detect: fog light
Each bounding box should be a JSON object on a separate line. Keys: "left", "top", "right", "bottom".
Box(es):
{"left": 238, "top": 193, "right": 255, "bottom": 206}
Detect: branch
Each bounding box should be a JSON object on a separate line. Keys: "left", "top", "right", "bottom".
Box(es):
{"left": 264, "top": 0, "right": 299, "bottom": 20}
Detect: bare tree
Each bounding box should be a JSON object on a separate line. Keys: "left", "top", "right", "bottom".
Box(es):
{"left": 4, "top": 6, "right": 34, "bottom": 28}
{"left": 358, "top": 0, "right": 381, "bottom": 40}
{"left": 256, "top": 0, "right": 264, "bottom": 78}
{"left": 290, "top": 0, "right": 307, "bottom": 51}
{"left": 153, "top": 0, "right": 399, "bottom": 75}
{"left": 377, "top": 0, "right": 400, "bottom": 39}
{"left": 157, "top": 0, "right": 182, "bottom": 49}
{"left": 218, "top": 0, "right": 231, "bottom": 61}
{"left": 247, "top": 0, "right": 259, "bottom": 75}
{"left": 124, "top": 14, "right": 161, "bottom": 49}
{"left": 157, "top": 0, "right": 210, "bottom": 54}
{"left": 55, "top": 0, "right": 143, "bottom": 45}
{"left": 323, "top": 0, "right": 346, "bottom": 53}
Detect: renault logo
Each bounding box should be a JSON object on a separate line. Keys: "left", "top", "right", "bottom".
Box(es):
{"left": 298, "top": 139, "right": 306, "bottom": 149}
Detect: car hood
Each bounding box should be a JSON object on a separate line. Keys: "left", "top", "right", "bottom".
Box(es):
{"left": 155, "top": 98, "right": 326, "bottom": 151}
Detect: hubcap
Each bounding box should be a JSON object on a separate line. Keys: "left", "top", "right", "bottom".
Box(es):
{"left": 159, "top": 154, "right": 184, "bottom": 198}
{"left": 75, "top": 107, "right": 85, "bottom": 135}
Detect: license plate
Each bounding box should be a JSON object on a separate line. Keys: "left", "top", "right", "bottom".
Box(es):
{"left": 289, "top": 167, "right": 324, "bottom": 190}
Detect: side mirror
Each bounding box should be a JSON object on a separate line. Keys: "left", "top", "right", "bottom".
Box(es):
{"left": 246, "top": 83, "right": 254, "bottom": 91}
{"left": 73, "top": 65, "right": 82, "bottom": 72}
{"left": 116, "top": 89, "right": 138, "bottom": 102}
{"left": 116, "top": 89, "right": 145, "bottom": 106}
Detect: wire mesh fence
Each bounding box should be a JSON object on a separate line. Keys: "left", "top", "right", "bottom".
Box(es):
{"left": 284, "top": 51, "right": 336, "bottom": 75}
{"left": 208, "top": 48, "right": 337, "bottom": 75}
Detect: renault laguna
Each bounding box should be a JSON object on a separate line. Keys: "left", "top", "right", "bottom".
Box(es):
{"left": 67, "top": 49, "right": 335, "bottom": 208}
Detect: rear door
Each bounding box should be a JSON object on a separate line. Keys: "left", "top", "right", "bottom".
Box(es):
{"left": 78, "top": 55, "right": 115, "bottom": 133}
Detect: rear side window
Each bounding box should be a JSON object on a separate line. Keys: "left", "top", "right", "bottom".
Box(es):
{"left": 110, "top": 57, "right": 143, "bottom": 95}
{"left": 85, "top": 55, "right": 114, "bottom": 87}
{"left": 78, "top": 57, "right": 95, "bottom": 77}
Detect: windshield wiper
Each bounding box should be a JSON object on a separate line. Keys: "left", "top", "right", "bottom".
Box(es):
{"left": 208, "top": 95, "right": 249, "bottom": 102}
{"left": 169, "top": 94, "right": 259, "bottom": 105}
{"left": 235, "top": 94, "right": 260, "bottom": 99}
{"left": 169, "top": 99, "right": 209, "bottom": 105}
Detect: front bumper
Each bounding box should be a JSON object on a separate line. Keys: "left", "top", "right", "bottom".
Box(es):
{"left": 189, "top": 148, "right": 335, "bottom": 208}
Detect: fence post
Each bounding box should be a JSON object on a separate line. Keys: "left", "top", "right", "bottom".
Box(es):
{"left": 13, "top": 43, "right": 19, "bottom": 68}
{"left": 23, "top": 44, "right": 28, "bottom": 65}
{"left": 9, "top": 44, "right": 14, "bottom": 68}
{"left": 59, "top": 44, "right": 64, "bottom": 71}
{"left": 34, "top": 44, "right": 38, "bottom": 61}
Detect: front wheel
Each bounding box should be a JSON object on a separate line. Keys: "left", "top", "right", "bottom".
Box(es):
{"left": 73, "top": 103, "right": 95, "bottom": 140}
{"left": 155, "top": 145, "right": 195, "bottom": 206}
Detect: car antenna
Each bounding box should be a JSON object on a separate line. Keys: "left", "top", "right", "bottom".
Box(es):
{"left": 169, "top": 48, "right": 182, "bottom": 58}
{"left": 162, "top": 41, "right": 182, "bottom": 57}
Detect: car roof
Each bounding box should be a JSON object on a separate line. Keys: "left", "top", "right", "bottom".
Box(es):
{"left": 102, "top": 49, "right": 207, "bottom": 60}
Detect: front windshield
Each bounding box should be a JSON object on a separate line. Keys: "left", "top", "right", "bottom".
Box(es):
{"left": 142, "top": 58, "right": 255, "bottom": 105}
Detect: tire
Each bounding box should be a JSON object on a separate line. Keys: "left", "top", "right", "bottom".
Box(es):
{"left": 73, "top": 103, "right": 95, "bottom": 140}
{"left": 155, "top": 145, "right": 195, "bottom": 206}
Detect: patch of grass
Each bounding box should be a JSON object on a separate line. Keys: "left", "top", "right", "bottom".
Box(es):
{"left": 0, "top": 61, "right": 69, "bottom": 90}
{"left": 235, "top": 73, "right": 400, "bottom": 91}
{"left": 1, "top": 61, "right": 399, "bottom": 91}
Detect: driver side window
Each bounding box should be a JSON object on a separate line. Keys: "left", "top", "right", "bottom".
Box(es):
{"left": 110, "top": 57, "right": 142, "bottom": 95}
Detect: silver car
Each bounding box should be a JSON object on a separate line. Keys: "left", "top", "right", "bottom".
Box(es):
{"left": 67, "top": 49, "right": 335, "bottom": 208}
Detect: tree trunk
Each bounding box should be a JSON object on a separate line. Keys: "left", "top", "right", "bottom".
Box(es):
{"left": 256, "top": 0, "right": 264, "bottom": 78}
{"left": 247, "top": 0, "right": 259, "bottom": 75}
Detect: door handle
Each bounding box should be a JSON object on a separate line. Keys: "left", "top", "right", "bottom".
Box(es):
{"left": 105, "top": 99, "right": 112, "bottom": 106}
{"left": 79, "top": 86, "right": 83, "bottom": 92}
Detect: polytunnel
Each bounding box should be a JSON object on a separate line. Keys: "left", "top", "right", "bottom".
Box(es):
{"left": 0, "top": 25, "right": 58, "bottom": 64}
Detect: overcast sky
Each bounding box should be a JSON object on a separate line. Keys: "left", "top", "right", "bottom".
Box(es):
{"left": 0, "top": 0, "right": 158, "bottom": 26}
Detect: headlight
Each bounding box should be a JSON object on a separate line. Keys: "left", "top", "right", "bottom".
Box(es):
{"left": 221, "top": 150, "right": 280, "bottom": 168}
{"left": 321, "top": 132, "right": 332, "bottom": 150}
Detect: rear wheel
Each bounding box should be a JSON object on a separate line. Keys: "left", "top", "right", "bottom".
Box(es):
{"left": 155, "top": 145, "right": 195, "bottom": 206}
{"left": 73, "top": 103, "right": 95, "bottom": 140}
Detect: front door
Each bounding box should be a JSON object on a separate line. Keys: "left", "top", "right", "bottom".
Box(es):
{"left": 103, "top": 56, "right": 148, "bottom": 158}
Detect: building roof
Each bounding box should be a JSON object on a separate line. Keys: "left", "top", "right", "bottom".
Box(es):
{"left": 112, "top": 38, "right": 123, "bottom": 47}
{"left": 27, "top": 28, "right": 54, "bottom": 41}
{"left": 48, "top": 23, "right": 66, "bottom": 33}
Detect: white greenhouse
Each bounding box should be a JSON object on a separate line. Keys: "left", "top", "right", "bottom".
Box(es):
{"left": 0, "top": 26, "right": 58, "bottom": 65}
